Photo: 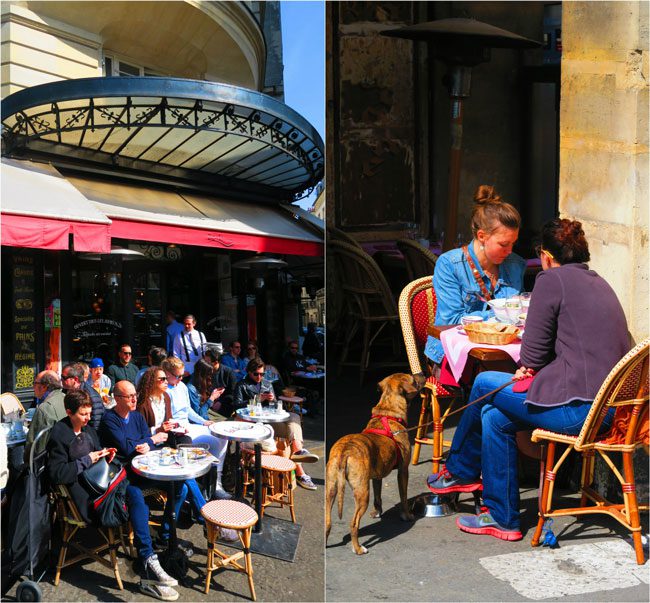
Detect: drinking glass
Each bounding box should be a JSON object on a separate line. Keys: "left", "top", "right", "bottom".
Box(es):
{"left": 505, "top": 296, "right": 522, "bottom": 324}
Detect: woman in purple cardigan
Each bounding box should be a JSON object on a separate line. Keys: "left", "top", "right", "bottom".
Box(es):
{"left": 427, "top": 218, "right": 629, "bottom": 541}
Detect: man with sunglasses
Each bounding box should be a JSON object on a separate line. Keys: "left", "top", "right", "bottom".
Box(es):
{"left": 234, "top": 359, "right": 319, "bottom": 490}
{"left": 106, "top": 344, "right": 140, "bottom": 389}
{"left": 25, "top": 363, "right": 83, "bottom": 458}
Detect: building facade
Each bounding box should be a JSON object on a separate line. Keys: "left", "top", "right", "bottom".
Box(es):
{"left": 1, "top": 1, "right": 324, "bottom": 400}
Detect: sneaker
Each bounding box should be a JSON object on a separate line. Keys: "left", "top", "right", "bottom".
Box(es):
{"left": 456, "top": 508, "right": 523, "bottom": 541}
{"left": 291, "top": 449, "right": 319, "bottom": 463}
{"left": 152, "top": 536, "right": 194, "bottom": 559}
{"left": 218, "top": 527, "right": 239, "bottom": 542}
{"left": 139, "top": 582, "right": 179, "bottom": 601}
{"left": 293, "top": 404, "right": 308, "bottom": 415}
{"left": 143, "top": 554, "right": 178, "bottom": 587}
{"left": 427, "top": 465, "right": 482, "bottom": 494}
{"left": 212, "top": 486, "right": 233, "bottom": 500}
{"left": 297, "top": 474, "right": 317, "bottom": 490}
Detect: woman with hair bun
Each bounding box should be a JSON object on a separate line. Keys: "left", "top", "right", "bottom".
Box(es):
{"left": 424, "top": 185, "right": 526, "bottom": 369}
{"left": 428, "top": 218, "right": 629, "bottom": 542}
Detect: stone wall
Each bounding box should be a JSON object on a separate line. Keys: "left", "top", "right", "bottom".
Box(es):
{"left": 560, "top": 1, "right": 649, "bottom": 343}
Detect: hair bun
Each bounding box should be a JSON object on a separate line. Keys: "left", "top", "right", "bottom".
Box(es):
{"left": 474, "top": 184, "right": 502, "bottom": 205}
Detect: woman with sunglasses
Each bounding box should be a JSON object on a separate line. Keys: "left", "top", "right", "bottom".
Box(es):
{"left": 234, "top": 359, "right": 320, "bottom": 490}
{"left": 160, "top": 357, "right": 231, "bottom": 499}
{"left": 427, "top": 218, "right": 629, "bottom": 542}
{"left": 424, "top": 185, "right": 526, "bottom": 379}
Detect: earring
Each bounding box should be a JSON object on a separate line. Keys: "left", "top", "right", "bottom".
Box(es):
{"left": 480, "top": 245, "right": 485, "bottom": 251}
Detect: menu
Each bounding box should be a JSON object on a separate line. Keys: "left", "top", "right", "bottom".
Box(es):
{"left": 12, "top": 254, "right": 37, "bottom": 390}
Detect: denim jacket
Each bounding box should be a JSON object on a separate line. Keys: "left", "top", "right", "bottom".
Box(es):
{"left": 424, "top": 243, "right": 526, "bottom": 364}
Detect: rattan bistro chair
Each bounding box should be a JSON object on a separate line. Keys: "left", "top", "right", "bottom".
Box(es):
{"left": 398, "top": 277, "right": 461, "bottom": 471}
{"left": 330, "top": 240, "right": 404, "bottom": 384}
{"left": 531, "top": 338, "right": 650, "bottom": 564}
{"left": 396, "top": 238, "right": 438, "bottom": 282}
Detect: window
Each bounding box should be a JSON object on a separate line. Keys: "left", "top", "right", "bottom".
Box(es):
{"left": 103, "top": 54, "right": 162, "bottom": 77}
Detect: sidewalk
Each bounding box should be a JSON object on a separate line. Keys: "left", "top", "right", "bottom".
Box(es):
{"left": 4, "top": 412, "right": 324, "bottom": 602}
{"left": 325, "top": 363, "right": 649, "bottom": 602}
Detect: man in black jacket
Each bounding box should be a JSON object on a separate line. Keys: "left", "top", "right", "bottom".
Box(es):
{"left": 202, "top": 345, "right": 237, "bottom": 420}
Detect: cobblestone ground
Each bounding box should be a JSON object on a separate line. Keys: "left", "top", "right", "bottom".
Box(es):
{"left": 325, "top": 362, "right": 649, "bottom": 602}
{"left": 3, "top": 413, "right": 324, "bottom": 603}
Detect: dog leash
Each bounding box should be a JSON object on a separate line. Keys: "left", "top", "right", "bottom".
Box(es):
{"left": 391, "top": 380, "right": 513, "bottom": 436}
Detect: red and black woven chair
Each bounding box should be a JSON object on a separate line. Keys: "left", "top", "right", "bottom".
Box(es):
{"left": 398, "top": 277, "right": 462, "bottom": 471}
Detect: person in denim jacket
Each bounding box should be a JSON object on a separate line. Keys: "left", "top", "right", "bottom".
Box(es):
{"left": 424, "top": 185, "right": 526, "bottom": 365}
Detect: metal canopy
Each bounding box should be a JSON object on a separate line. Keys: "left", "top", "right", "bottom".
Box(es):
{"left": 1, "top": 77, "right": 324, "bottom": 202}
{"left": 382, "top": 17, "right": 541, "bottom": 48}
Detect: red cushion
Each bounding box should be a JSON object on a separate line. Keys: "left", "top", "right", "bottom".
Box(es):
{"left": 411, "top": 288, "right": 437, "bottom": 347}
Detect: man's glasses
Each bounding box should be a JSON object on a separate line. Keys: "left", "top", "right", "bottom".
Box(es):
{"left": 247, "top": 347, "right": 256, "bottom": 351}
{"left": 290, "top": 347, "right": 298, "bottom": 351}
{"left": 251, "top": 371, "right": 264, "bottom": 376}
{"left": 157, "top": 376, "right": 168, "bottom": 382}
{"left": 167, "top": 373, "right": 183, "bottom": 379}
{"left": 33, "top": 380, "right": 45, "bottom": 385}
{"left": 115, "top": 394, "right": 137, "bottom": 400}
{"left": 121, "top": 351, "right": 133, "bottom": 356}
{"left": 62, "top": 374, "right": 76, "bottom": 380}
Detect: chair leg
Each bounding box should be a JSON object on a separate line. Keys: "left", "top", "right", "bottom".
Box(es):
{"left": 205, "top": 523, "right": 215, "bottom": 594}
{"left": 54, "top": 524, "right": 74, "bottom": 586}
{"left": 412, "top": 392, "right": 428, "bottom": 465}
{"left": 531, "top": 441, "right": 556, "bottom": 547}
{"left": 288, "top": 476, "right": 297, "bottom": 523}
{"left": 622, "top": 450, "right": 645, "bottom": 564}
{"left": 431, "top": 393, "right": 443, "bottom": 474}
{"left": 580, "top": 450, "right": 595, "bottom": 506}
{"left": 107, "top": 528, "right": 124, "bottom": 590}
{"left": 242, "top": 527, "right": 256, "bottom": 601}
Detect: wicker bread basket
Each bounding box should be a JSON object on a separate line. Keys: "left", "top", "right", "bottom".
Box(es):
{"left": 463, "top": 323, "right": 520, "bottom": 345}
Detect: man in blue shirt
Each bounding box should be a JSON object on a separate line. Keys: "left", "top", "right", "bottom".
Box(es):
{"left": 165, "top": 311, "right": 184, "bottom": 355}
{"left": 220, "top": 340, "right": 248, "bottom": 382}
{"left": 97, "top": 380, "right": 179, "bottom": 601}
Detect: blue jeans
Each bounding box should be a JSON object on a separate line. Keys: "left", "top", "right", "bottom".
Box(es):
{"left": 127, "top": 475, "right": 207, "bottom": 558}
{"left": 445, "top": 371, "right": 608, "bottom": 530}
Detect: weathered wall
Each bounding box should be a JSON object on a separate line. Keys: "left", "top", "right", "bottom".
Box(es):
{"left": 560, "top": 1, "right": 649, "bottom": 343}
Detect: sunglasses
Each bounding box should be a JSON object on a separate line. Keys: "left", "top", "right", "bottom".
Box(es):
{"left": 534, "top": 245, "right": 555, "bottom": 260}
{"left": 251, "top": 371, "right": 264, "bottom": 376}
{"left": 157, "top": 376, "right": 168, "bottom": 382}
{"left": 121, "top": 351, "right": 133, "bottom": 356}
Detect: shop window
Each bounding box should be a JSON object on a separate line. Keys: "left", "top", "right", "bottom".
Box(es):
{"left": 132, "top": 270, "right": 163, "bottom": 367}
{"left": 43, "top": 252, "right": 61, "bottom": 375}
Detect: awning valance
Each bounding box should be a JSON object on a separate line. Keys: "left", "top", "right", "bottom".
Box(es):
{"left": 1, "top": 159, "right": 112, "bottom": 252}
{"left": 65, "top": 173, "right": 323, "bottom": 256}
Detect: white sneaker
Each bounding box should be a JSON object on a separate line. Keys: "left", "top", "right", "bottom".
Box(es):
{"left": 297, "top": 474, "right": 317, "bottom": 490}
{"left": 212, "top": 485, "right": 233, "bottom": 500}
{"left": 143, "top": 554, "right": 178, "bottom": 587}
{"left": 140, "top": 582, "right": 179, "bottom": 601}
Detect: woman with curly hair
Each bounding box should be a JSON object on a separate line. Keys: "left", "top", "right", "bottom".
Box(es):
{"left": 136, "top": 366, "right": 177, "bottom": 439}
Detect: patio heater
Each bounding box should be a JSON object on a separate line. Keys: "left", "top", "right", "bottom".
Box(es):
{"left": 383, "top": 18, "right": 540, "bottom": 251}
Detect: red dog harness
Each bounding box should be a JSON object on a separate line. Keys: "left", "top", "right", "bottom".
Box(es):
{"left": 362, "top": 415, "right": 407, "bottom": 468}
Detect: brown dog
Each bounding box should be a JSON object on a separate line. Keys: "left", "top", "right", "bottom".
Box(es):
{"left": 325, "top": 373, "right": 424, "bottom": 555}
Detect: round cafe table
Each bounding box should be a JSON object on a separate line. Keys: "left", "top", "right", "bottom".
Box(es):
{"left": 210, "top": 421, "right": 274, "bottom": 533}
{"left": 131, "top": 447, "right": 215, "bottom": 578}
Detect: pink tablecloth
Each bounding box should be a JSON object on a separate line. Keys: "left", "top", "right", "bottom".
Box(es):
{"left": 440, "top": 327, "right": 521, "bottom": 383}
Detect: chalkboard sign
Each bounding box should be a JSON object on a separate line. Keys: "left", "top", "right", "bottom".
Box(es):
{"left": 12, "top": 254, "right": 37, "bottom": 390}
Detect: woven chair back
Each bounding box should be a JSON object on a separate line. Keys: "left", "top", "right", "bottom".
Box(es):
{"left": 327, "top": 226, "right": 363, "bottom": 249}
{"left": 329, "top": 240, "right": 397, "bottom": 321}
{"left": 396, "top": 239, "right": 438, "bottom": 282}
{"left": 575, "top": 338, "right": 649, "bottom": 451}
{"left": 0, "top": 392, "right": 24, "bottom": 418}
{"left": 398, "top": 277, "right": 437, "bottom": 375}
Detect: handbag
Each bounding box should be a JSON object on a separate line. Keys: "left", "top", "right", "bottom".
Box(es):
{"left": 80, "top": 457, "right": 123, "bottom": 498}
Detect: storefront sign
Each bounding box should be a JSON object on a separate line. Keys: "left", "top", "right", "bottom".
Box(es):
{"left": 73, "top": 318, "right": 123, "bottom": 338}
{"left": 12, "top": 254, "right": 37, "bottom": 389}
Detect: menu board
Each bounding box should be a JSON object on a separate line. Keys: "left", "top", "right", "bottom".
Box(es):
{"left": 12, "top": 254, "right": 37, "bottom": 390}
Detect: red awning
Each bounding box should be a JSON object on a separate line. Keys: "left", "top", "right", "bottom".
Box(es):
{"left": 1, "top": 159, "right": 112, "bottom": 252}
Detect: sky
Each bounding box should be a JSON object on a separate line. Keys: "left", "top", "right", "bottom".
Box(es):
{"left": 280, "top": 1, "right": 325, "bottom": 211}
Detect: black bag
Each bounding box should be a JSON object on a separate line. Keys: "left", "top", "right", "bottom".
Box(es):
{"left": 80, "top": 458, "right": 123, "bottom": 498}
{"left": 91, "top": 466, "right": 129, "bottom": 528}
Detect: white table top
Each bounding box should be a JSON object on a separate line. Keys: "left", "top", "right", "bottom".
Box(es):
{"left": 209, "top": 421, "right": 274, "bottom": 443}
{"left": 235, "top": 407, "right": 290, "bottom": 424}
{"left": 131, "top": 448, "right": 215, "bottom": 482}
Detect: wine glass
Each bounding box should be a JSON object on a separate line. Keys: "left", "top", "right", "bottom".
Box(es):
{"left": 505, "top": 296, "right": 522, "bottom": 324}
